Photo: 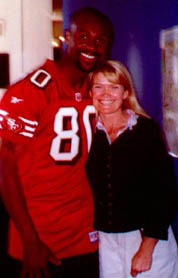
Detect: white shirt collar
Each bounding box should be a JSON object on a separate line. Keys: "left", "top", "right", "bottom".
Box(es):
{"left": 96, "top": 109, "right": 139, "bottom": 144}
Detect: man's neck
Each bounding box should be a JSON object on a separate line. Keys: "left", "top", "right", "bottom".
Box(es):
{"left": 56, "top": 56, "right": 88, "bottom": 90}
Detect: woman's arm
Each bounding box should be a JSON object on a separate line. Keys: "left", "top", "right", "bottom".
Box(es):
{"left": 130, "top": 119, "right": 176, "bottom": 277}
{"left": 142, "top": 119, "right": 177, "bottom": 240}
{"left": 131, "top": 236, "right": 158, "bottom": 277}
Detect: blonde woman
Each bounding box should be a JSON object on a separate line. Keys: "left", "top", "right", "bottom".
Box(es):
{"left": 86, "top": 60, "right": 178, "bottom": 278}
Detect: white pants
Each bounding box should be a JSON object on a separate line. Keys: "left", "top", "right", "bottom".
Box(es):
{"left": 99, "top": 227, "right": 178, "bottom": 278}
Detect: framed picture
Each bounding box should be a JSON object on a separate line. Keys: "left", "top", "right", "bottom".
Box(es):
{"left": 160, "top": 26, "right": 178, "bottom": 157}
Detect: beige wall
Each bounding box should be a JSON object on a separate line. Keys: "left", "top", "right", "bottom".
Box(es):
{"left": 0, "top": 0, "right": 53, "bottom": 96}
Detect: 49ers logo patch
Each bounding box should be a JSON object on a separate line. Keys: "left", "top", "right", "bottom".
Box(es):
{"left": 0, "top": 109, "right": 38, "bottom": 138}
{"left": 1, "top": 115, "right": 23, "bottom": 133}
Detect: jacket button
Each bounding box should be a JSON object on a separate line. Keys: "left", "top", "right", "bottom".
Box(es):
{"left": 107, "top": 154, "right": 112, "bottom": 160}
{"left": 108, "top": 183, "right": 112, "bottom": 189}
{"left": 108, "top": 192, "right": 113, "bottom": 198}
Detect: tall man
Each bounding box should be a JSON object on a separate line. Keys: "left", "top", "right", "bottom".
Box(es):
{"left": 0, "top": 7, "right": 114, "bottom": 278}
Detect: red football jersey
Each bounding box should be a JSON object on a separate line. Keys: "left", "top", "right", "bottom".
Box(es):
{"left": 0, "top": 60, "right": 98, "bottom": 260}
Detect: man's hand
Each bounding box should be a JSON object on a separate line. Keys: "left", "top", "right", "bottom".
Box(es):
{"left": 21, "top": 238, "right": 60, "bottom": 278}
{"left": 130, "top": 236, "right": 158, "bottom": 277}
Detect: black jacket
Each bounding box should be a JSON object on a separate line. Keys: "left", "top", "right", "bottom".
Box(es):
{"left": 86, "top": 116, "right": 177, "bottom": 240}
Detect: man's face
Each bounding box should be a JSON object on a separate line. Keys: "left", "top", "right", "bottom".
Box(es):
{"left": 65, "top": 15, "right": 112, "bottom": 72}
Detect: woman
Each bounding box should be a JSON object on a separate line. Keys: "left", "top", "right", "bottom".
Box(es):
{"left": 86, "top": 60, "right": 178, "bottom": 278}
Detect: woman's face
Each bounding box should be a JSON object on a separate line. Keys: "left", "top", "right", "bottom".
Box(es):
{"left": 90, "top": 72, "right": 128, "bottom": 115}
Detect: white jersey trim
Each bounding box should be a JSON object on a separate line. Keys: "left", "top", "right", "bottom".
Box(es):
{"left": 0, "top": 109, "right": 8, "bottom": 116}
{"left": 19, "top": 131, "right": 33, "bottom": 138}
{"left": 19, "top": 116, "right": 38, "bottom": 126}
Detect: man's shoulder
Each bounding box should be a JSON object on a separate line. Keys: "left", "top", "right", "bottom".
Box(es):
{"left": 5, "top": 59, "right": 59, "bottom": 96}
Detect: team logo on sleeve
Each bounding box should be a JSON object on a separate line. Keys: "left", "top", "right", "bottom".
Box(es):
{"left": 0, "top": 109, "right": 38, "bottom": 138}
{"left": 3, "top": 116, "right": 23, "bottom": 132}
{"left": 0, "top": 109, "right": 23, "bottom": 133}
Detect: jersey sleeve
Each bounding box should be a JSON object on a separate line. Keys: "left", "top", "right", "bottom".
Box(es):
{"left": 0, "top": 67, "right": 51, "bottom": 144}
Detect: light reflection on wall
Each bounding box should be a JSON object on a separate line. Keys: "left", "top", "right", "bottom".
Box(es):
{"left": 126, "top": 44, "right": 144, "bottom": 104}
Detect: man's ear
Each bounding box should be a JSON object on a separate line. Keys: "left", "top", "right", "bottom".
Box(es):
{"left": 64, "top": 29, "right": 71, "bottom": 45}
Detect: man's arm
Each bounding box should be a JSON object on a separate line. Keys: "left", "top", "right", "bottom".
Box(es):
{"left": 0, "top": 138, "right": 58, "bottom": 278}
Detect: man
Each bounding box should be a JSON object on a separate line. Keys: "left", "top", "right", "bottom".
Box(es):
{"left": 0, "top": 7, "right": 114, "bottom": 278}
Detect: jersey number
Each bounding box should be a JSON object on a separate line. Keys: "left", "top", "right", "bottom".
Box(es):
{"left": 50, "top": 106, "right": 95, "bottom": 162}
{"left": 30, "top": 70, "right": 95, "bottom": 162}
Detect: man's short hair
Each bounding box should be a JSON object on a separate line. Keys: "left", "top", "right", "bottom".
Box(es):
{"left": 69, "top": 6, "right": 114, "bottom": 44}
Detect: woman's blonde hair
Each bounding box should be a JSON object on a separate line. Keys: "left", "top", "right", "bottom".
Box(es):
{"left": 89, "top": 60, "right": 149, "bottom": 117}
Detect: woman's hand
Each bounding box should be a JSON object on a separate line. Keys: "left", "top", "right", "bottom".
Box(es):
{"left": 130, "top": 236, "right": 158, "bottom": 277}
